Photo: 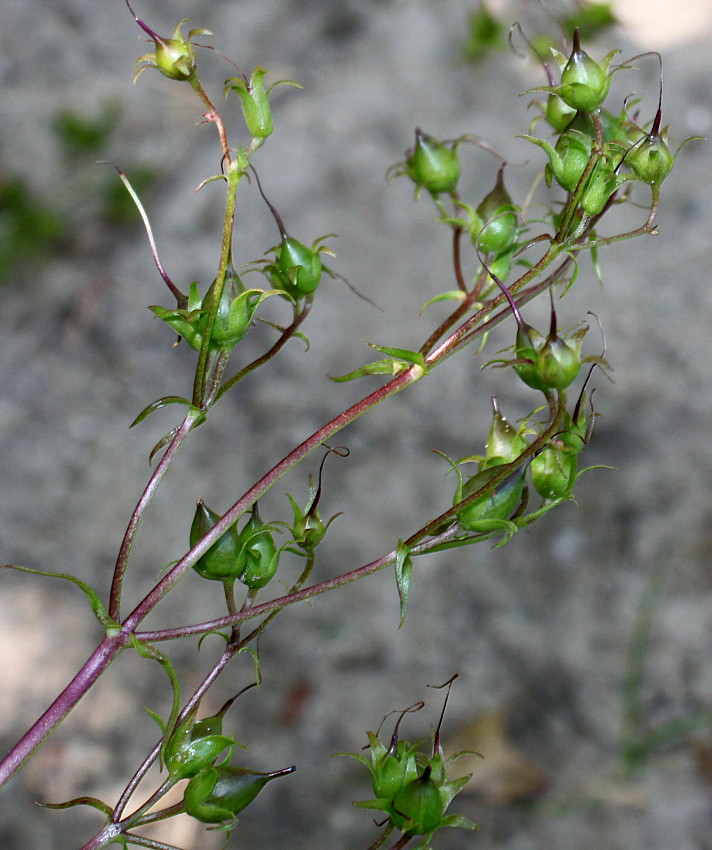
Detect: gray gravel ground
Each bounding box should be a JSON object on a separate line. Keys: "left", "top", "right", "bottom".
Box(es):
{"left": 2, "top": 1, "right": 712, "bottom": 848}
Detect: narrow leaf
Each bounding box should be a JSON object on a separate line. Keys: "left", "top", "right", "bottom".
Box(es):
{"left": 395, "top": 540, "right": 414, "bottom": 627}
{"left": 329, "top": 359, "right": 395, "bottom": 383}
{"left": 130, "top": 396, "right": 193, "bottom": 428}
{"left": 367, "top": 343, "right": 427, "bottom": 372}
{"left": 39, "top": 796, "right": 113, "bottom": 816}
{"left": 1, "top": 564, "right": 113, "bottom": 628}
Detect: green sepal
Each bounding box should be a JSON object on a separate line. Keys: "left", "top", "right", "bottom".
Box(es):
{"left": 0, "top": 564, "right": 114, "bottom": 630}
{"left": 163, "top": 699, "right": 238, "bottom": 781}
{"left": 256, "top": 316, "right": 311, "bottom": 351}
{"left": 394, "top": 540, "right": 413, "bottom": 628}
{"left": 130, "top": 396, "right": 197, "bottom": 428}
{"left": 280, "top": 487, "right": 342, "bottom": 554}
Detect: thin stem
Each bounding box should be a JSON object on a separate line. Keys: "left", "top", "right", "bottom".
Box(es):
{"left": 190, "top": 78, "right": 231, "bottom": 166}
{"left": 117, "top": 779, "right": 176, "bottom": 827}
{"left": 366, "top": 823, "right": 395, "bottom": 850}
{"left": 192, "top": 160, "right": 241, "bottom": 408}
{"left": 122, "top": 365, "right": 423, "bottom": 633}
{"left": 224, "top": 578, "right": 240, "bottom": 644}
{"left": 113, "top": 741, "right": 162, "bottom": 822}
{"left": 136, "top": 396, "right": 565, "bottom": 643}
{"left": 452, "top": 225, "right": 467, "bottom": 293}
{"left": 240, "top": 551, "right": 315, "bottom": 647}
{"left": 0, "top": 635, "right": 126, "bottom": 789}
{"left": 109, "top": 410, "right": 200, "bottom": 621}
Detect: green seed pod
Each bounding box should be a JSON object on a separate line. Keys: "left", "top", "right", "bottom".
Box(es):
{"left": 553, "top": 129, "right": 594, "bottom": 192}
{"left": 237, "top": 505, "right": 281, "bottom": 590}
{"left": 519, "top": 128, "right": 592, "bottom": 195}
{"left": 513, "top": 322, "right": 548, "bottom": 391}
{"left": 484, "top": 397, "right": 527, "bottom": 465}
{"left": 579, "top": 158, "right": 622, "bottom": 215}
{"left": 154, "top": 37, "right": 196, "bottom": 81}
{"left": 545, "top": 93, "right": 576, "bottom": 132}
{"left": 485, "top": 248, "right": 513, "bottom": 286}
{"left": 131, "top": 11, "right": 211, "bottom": 84}
{"left": 559, "top": 403, "right": 588, "bottom": 454}
{"left": 292, "top": 506, "right": 327, "bottom": 552}
{"left": 530, "top": 444, "right": 577, "bottom": 499}
{"left": 556, "top": 29, "right": 614, "bottom": 113}
{"left": 203, "top": 262, "right": 252, "bottom": 350}
{"left": 275, "top": 235, "right": 323, "bottom": 297}
{"left": 367, "top": 733, "right": 419, "bottom": 802}
{"left": 475, "top": 165, "right": 520, "bottom": 255}
{"left": 405, "top": 129, "right": 460, "bottom": 196}
{"left": 390, "top": 767, "right": 444, "bottom": 836}
{"left": 190, "top": 500, "right": 242, "bottom": 582}
{"left": 184, "top": 764, "right": 295, "bottom": 826}
{"left": 536, "top": 334, "right": 581, "bottom": 390}
{"left": 626, "top": 110, "right": 674, "bottom": 186}
{"left": 456, "top": 464, "right": 526, "bottom": 531}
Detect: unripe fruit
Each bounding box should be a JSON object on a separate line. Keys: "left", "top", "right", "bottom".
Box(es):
{"left": 405, "top": 129, "right": 460, "bottom": 195}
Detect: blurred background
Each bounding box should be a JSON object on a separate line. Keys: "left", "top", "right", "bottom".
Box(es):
{"left": 1, "top": 1, "right": 712, "bottom": 848}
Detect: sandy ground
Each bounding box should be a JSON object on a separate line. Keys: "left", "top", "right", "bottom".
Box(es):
{"left": 2, "top": 1, "right": 712, "bottom": 848}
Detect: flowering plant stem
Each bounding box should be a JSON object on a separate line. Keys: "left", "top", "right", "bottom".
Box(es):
{"left": 0, "top": 7, "right": 691, "bottom": 847}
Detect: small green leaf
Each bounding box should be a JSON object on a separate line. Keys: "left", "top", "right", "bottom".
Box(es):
{"left": 129, "top": 636, "right": 182, "bottom": 749}
{"left": 420, "top": 290, "right": 467, "bottom": 313}
{"left": 368, "top": 344, "right": 428, "bottom": 373}
{"left": 395, "top": 540, "right": 414, "bottom": 627}
{"left": 130, "top": 396, "right": 194, "bottom": 428}
{"left": 39, "top": 796, "right": 114, "bottom": 816}
{"left": 329, "top": 358, "right": 397, "bottom": 382}
{"left": 0, "top": 564, "right": 114, "bottom": 628}
{"left": 149, "top": 426, "right": 180, "bottom": 465}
